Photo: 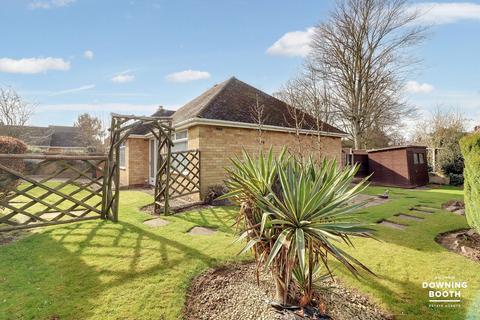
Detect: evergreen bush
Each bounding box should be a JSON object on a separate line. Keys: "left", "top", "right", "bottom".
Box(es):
{"left": 460, "top": 133, "right": 480, "bottom": 233}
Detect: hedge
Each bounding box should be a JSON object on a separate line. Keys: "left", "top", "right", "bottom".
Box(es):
{"left": 0, "top": 136, "right": 27, "bottom": 193}
{"left": 460, "top": 132, "right": 480, "bottom": 233}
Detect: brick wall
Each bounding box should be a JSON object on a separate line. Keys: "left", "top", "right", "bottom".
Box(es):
{"left": 189, "top": 125, "right": 342, "bottom": 197}
{"left": 120, "top": 138, "right": 150, "bottom": 187}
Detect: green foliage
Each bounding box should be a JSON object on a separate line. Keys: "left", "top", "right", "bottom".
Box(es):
{"left": 460, "top": 133, "right": 480, "bottom": 233}
{"left": 222, "top": 148, "right": 373, "bottom": 305}
{"left": 441, "top": 156, "right": 464, "bottom": 175}
{"left": 448, "top": 173, "right": 464, "bottom": 186}
{"left": 414, "top": 108, "right": 466, "bottom": 175}
{"left": 204, "top": 184, "right": 229, "bottom": 205}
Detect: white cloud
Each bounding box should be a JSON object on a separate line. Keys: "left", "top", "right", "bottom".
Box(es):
{"left": 266, "top": 28, "right": 315, "bottom": 57}
{"left": 166, "top": 70, "right": 211, "bottom": 83}
{"left": 405, "top": 81, "right": 435, "bottom": 94}
{"left": 83, "top": 50, "right": 94, "bottom": 60}
{"left": 111, "top": 71, "right": 135, "bottom": 83}
{"left": 29, "top": 0, "right": 76, "bottom": 9}
{"left": 267, "top": 3, "right": 480, "bottom": 59}
{"left": 411, "top": 2, "right": 480, "bottom": 25}
{"left": 49, "top": 84, "right": 95, "bottom": 96}
{"left": 0, "top": 57, "right": 70, "bottom": 74}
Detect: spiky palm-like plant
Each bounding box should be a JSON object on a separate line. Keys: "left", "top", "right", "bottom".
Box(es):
{"left": 222, "top": 148, "right": 373, "bottom": 306}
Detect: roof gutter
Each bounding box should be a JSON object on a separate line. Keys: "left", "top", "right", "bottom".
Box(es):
{"left": 143, "top": 117, "right": 347, "bottom": 138}
{"left": 176, "top": 118, "right": 348, "bottom": 137}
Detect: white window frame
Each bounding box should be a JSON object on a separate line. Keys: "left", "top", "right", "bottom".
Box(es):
{"left": 172, "top": 130, "right": 188, "bottom": 149}
{"left": 171, "top": 130, "right": 189, "bottom": 175}
{"left": 119, "top": 141, "right": 126, "bottom": 169}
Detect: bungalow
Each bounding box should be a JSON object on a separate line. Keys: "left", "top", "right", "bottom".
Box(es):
{"left": 119, "top": 77, "right": 347, "bottom": 198}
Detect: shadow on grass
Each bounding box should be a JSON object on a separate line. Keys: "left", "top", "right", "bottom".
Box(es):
{"left": 0, "top": 231, "right": 101, "bottom": 320}
{"left": 0, "top": 217, "right": 230, "bottom": 319}
{"left": 173, "top": 207, "right": 237, "bottom": 233}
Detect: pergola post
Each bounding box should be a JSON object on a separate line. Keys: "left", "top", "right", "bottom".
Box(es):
{"left": 106, "top": 114, "right": 173, "bottom": 220}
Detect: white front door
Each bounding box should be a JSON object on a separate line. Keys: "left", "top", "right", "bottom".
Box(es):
{"left": 148, "top": 139, "right": 157, "bottom": 185}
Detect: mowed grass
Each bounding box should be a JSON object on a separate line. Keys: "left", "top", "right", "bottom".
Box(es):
{"left": 0, "top": 186, "right": 479, "bottom": 319}
{"left": 332, "top": 186, "right": 480, "bottom": 320}
{"left": 0, "top": 190, "right": 248, "bottom": 320}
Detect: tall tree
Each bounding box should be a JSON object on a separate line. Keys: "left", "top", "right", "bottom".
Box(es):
{"left": 74, "top": 113, "right": 106, "bottom": 152}
{"left": 0, "top": 87, "right": 35, "bottom": 137}
{"left": 309, "top": 0, "right": 425, "bottom": 148}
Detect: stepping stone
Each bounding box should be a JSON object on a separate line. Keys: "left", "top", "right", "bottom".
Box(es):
{"left": 417, "top": 205, "right": 440, "bottom": 211}
{"left": 409, "top": 207, "right": 433, "bottom": 214}
{"left": 395, "top": 213, "right": 424, "bottom": 221}
{"left": 377, "top": 219, "right": 406, "bottom": 230}
{"left": 144, "top": 218, "right": 169, "bottom": 227}
{"left": 188, "top": 226, "right": 216, "bottom": 235}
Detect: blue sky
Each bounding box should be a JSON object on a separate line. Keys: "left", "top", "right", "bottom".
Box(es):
{"left": 1, "top": 0, "right": 479, "bottom": 134}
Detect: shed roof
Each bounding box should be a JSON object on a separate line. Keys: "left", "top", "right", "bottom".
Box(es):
{"left": 367, "top": 145, "right": 427, "bottom": 153}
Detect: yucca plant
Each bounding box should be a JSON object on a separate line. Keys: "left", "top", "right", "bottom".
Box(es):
{"left": 222, "top": 148, "right": 374, "bottom": 307}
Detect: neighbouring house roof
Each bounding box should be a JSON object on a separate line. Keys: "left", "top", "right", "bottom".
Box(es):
{"left": 367, "top": 145, "right": 427, "bottom": 153}
{"left": 0, "top": 125, "right": 84, "bottom": 148}
{"left": 171, "top": 77, "right": 346, "bottom": 136}
{"left": 48, "top": 126, "right": 83, "bottom": 147}
{"left": 129, "top": 107, "right": 176, "bottom": 135}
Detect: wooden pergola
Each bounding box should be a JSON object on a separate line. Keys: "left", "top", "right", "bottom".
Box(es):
{"left": 104, "top": 114, "right": 173, "bottom": 221}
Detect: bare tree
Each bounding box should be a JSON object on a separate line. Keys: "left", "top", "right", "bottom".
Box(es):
{"left": 0, "top": 87, "right": 35, "bottom": 136}
{"left": 275, "top": 80, "right": 309, "bottom": 157}
{"left": 275, "top": 70, "right": 336, "bottom": 158}
{"left": 309, "top": 0, "right": 425, "bottom": 149}
{"left": 250, "top": 94, "right": 269, "bottom": 148}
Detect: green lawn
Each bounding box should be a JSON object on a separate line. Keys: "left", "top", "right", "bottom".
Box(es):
{"left": 0, "top": 186, "right": 479, "bottom": 319}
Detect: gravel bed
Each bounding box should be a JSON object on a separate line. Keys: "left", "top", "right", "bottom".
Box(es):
{"left": 184, "top": 263, "right": 392, "bottom": 320}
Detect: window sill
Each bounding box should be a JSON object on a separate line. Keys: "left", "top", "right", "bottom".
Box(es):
{"left": 119, "top": 167, "right": 127, "bottom": 171}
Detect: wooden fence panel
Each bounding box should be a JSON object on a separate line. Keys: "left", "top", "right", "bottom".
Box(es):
{"left": 163, "top": 150, "right": 200, "bottom": 200}
{"left": 0, "top": 154, "right": 106, "bottom": 232}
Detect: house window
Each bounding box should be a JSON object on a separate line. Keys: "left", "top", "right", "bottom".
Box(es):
{"left": 418, "top": 153, "right": 425, "bottom": 164}
{"left": 119, "top": 142, "right": 126, "bottom": 168}
{"left": 172, "top": 130, "right": 188, "bottom": 153}
{"left": 171, "top": 130, "right": 188, "bottom": 172}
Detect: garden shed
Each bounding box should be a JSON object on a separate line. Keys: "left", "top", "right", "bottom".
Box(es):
{"left": 367, "top": 145, "right": 429, "bottom": 188}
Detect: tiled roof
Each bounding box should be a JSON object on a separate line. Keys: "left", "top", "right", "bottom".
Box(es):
{"left": 171, "top": 77, "right": 346, "bottom": 135}
{"left": 130, "top": 107, "right": 176, "bottom": 135}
